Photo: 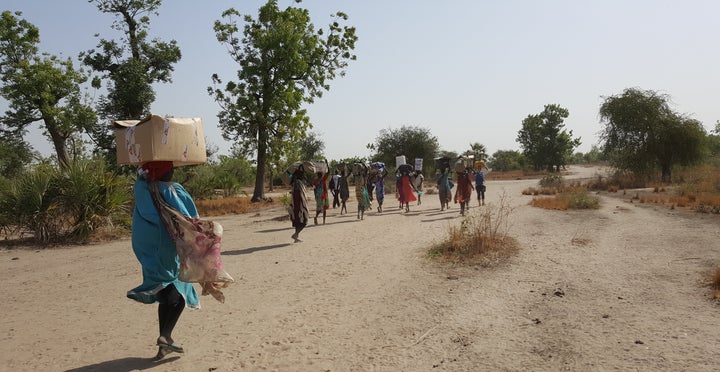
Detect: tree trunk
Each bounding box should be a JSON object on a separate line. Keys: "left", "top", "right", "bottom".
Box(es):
{"left": 44, "top": 116, "right": 70, "bottom": 168}
{"left": 268, "top": 166, "right": 274, "bottom": 192}
{"left": 252, "top": 125, "right": 268, "bottom": 202}
{"left": 661, "top": 164, "right": 672, "bottom": 183}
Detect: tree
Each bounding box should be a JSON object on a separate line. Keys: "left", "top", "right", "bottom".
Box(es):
{"left": 437, "top": 150, "right": 459, "bottom": 160}
{"left": 209, "top": 1, "right": 357, "bottom": 202}
{"left": 81, "top": 0, "right": 181, "bottom": 158}
{"left": 599, "top": 88, "right": 706, "bottom": 182}
{"left": 706, "top": 121, "right": 720, "bottom": 161}
{"left": 369, "top": 125, "right": 440, "bottom": 171}
{"left": 516, "top": 104, "right": 581, "bottom": 172}
{"left": 0, "top": 135, "right": 35, "bottom": 177}
{"left": 466, "top": 142, "right": 488, "bottom": 162}
{"left": 571, "top": 145, "right": 605, "bottom": 164}
{"left": 0, "top": 11, "right": 97, "bottom": 168}
{"left": 489, "top": 149, "right": 525, "bottom": 172}
{"left": 296, "top": 131, "right": 326, "bottom": 161}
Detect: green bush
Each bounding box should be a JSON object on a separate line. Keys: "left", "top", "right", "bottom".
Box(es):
{"left": 539, "top": 174, "right": 564, "bottom": 189}
{"left": 564, "top": 188, "right": 600, "bottom": 209}
{"left": 0, "top": 158, "right": 132, "bottom": 244}
{"left": 174, "top": 165, "right": 216, "bottom": 200}
{"left": 0, "top": 165, "right": 62, "bottom": 242}
{"left": 57, "top": 159, "right": 132, "bottom": 240}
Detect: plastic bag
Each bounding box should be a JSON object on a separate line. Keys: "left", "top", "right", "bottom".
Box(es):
{"left": 149, "top": 182, "right": 234, "bottom": 303}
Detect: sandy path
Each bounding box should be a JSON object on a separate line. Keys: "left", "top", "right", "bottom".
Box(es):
{"left": 1, "top": 165, "right": 719, "bottom": 371}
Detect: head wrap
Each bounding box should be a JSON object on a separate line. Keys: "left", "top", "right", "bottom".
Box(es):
{"left": 140, "top": 161, "right": 174, "bottom": 181}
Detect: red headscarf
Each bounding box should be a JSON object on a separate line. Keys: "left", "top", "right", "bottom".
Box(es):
{"left": 141, "top": 161, "right": 174, "bottom": 181}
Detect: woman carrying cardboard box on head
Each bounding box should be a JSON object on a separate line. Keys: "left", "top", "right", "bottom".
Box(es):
{"left": 118, "top": 116, "right": 233, "bottom": 360}
{"left": 127, "top": 161, "right": 199, "bottom": 359}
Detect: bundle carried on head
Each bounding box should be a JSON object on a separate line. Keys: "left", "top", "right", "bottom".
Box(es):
{"left": 398, "top": 163, "right": 414, "bottom": 175}
{"left": 435, "top": 157, "right": 451, "bottom": 172}
{"left": 350, "top": 162, "right": 368, "bottom": 176}
{"left": 455, "top": 156, "right": 474, "bottom": 173}
{"left": 370, "top": 161, "right": 386, "bottom": 173}
{"left": 282, "top": 160, "right": 329, "bottom": 185}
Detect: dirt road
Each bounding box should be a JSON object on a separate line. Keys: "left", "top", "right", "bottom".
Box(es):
{"left": 1, "top": 165, "right": 719, "bottom": 371}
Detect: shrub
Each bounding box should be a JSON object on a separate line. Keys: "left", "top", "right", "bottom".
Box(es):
{"left": 429, "top": 192, "right": 518, "bottom": 266}
{"left": 530, "top": 187, "right": 599, "bottom": 210}
{"left": 175, "top": 165, "right": 216, "bottom": 200}
{"left": 565, "top": 188, "right": 600, "bottom": 209}
{"left": 539, "top": 174, "right": 564, "bottom": 189}
{"left": 56, "top": 159, "right": 132, "bottom": 240}
{"left": 0, "top": 165, "right": 62, "bottom": 242}
{"left": 0, "top": 158, "right": 133, "bottom": 244}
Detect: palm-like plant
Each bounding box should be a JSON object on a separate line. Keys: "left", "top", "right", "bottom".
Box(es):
{"left": 0, "top": 166, "right": 62, "bottom": 242}
{"left": 468, "top": 142, "right": 488, "bottom": 162}
{"left": 56, "top": 158, "right": 132, "bottom": 240}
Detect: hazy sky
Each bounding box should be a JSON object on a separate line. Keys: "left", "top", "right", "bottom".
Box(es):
{"left": 3, "top": 0, "right": 719, "bottom": 161}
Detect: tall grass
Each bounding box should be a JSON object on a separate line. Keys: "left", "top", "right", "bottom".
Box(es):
{"left": 57, "top": 159, "right": 132, "bottom": 240}
{"left": 0, "top": 165, "right": 61, "bottom": 242}
{"left": 0, "top": 158, "right": 132, "bottom": 244}
{"left": 429, "top": 192, "right": 519, "bottom": 266}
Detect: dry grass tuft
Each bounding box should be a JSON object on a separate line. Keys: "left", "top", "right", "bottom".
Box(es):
{"left": 529, "top": 187, "right": 600, "bottom": 210}
{"left": 522, "top": 187, "right": 557, "bottom": 196}
{"left": 196, "top": 197, "right": 275, "bottom": 217}
{"left": 530, "top": 196, "right": 570, "bottom": 210}
{"left": 707, "top": 268, "right": 720, "bottom": 300}
{"left": 571, "top": 228, "right": 592, "bottom": 246}
{"left": 429, "top": 192, "right": 519, "bottom": 266}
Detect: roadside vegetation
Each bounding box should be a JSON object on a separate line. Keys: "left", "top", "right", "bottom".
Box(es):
{"left": 522, "top": 174, "right": 600, "bottom": 210}
{"left": 429, "top": 193, "right": 519, "bottom": 266}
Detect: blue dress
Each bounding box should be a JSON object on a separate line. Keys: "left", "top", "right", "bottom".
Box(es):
{"left": 127, "top": 178, "right": 200, "bottom": 308}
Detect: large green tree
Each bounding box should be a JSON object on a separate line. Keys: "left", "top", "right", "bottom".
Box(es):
{"left": 369, "top": 125, "right": 440, "bottom": 171}
{"left": 0, "top": 11, "right": 96, "bottom": 168}
{"left": 516, "top": 104, "right": 580, "bottom": 172}
{"left": 209, "top": 1, "right": 357, "bottom": 202}
{"left": 81, "top": 0, "right": 181, "bottom": 156}
{"left": 599, "top": 88, "right": 706, "bottom": 182}
{"left": 489, "top": 149, "right": 524, "bottom": 172}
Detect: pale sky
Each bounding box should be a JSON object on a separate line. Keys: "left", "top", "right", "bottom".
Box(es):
{"left": 3, "top": 0, "right": 719, "bottom": 161}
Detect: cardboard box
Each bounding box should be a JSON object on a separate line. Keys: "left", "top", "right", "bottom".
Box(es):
{"left": 112, "top": 115, "right": 207, "bottom": 166}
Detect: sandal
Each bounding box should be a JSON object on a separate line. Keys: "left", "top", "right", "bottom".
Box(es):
{"left": 157, "top": 339, "right": 185, "bottom": 353}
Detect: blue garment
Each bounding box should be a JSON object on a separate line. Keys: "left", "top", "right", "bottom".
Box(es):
{"left": 127, "top": 179, "right": 200, "bottom": 308}
{"left": 475, "top": 171, "right": 485, "bottom": 187}
{"left": 375, "top": 177, "right": 385, "bottom": 204}
{"left": 436, "top": 172, "right": 453, "bottom": 203}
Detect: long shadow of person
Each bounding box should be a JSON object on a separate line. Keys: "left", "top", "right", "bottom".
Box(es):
{"left": 64, "top": 355, "right": 179, "bottom": 372}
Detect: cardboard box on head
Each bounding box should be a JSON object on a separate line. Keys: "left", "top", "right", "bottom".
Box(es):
{"left": 395, "top": 155, "right": 406, "bottom": 169}
{"left": 112, "top": 115, "right": 207, "bottom": 166}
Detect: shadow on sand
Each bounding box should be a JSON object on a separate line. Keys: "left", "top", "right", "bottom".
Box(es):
{"left": 223, "top": 243, "right": 292, "bottom": 255}
{"left": 420, "top": 215, "right": 458, "bottom": 223}
{"left": 64, "top": 355, "right": 179, "bottom": 372}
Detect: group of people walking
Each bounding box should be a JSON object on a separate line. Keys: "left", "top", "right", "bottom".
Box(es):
{"left": 437, "top": 164, "right": 487, "bottom": 216}
{"left": 287, "top": 160, "right": 488, "bottom": 241}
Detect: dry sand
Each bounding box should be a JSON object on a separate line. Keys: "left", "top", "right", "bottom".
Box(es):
{"left": 2, "top": 165, "right": 720, "bottom": 371}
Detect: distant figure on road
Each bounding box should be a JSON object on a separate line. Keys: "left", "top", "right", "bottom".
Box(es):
{"left": 289, "top": 166, "right": 309, "bottom": 242}
{"left": 475, "top": 169, "right": 486, "bottom": 206}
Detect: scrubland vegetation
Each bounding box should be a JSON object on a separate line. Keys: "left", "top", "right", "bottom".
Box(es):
{"left": 429, "top": 193, "right": 519, "bottom": 266}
